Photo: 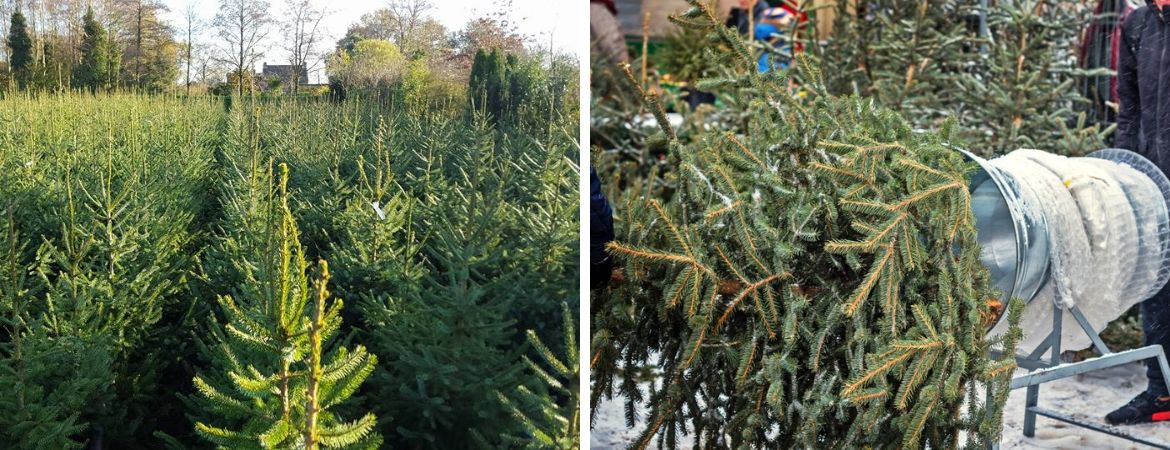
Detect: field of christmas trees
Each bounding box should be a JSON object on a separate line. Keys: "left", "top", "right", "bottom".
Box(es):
{"left": 590, "top": 0, "right": 1145, "bottom": 448}
{"left": 0, "top": 50, "right": 579, "bottom": 449}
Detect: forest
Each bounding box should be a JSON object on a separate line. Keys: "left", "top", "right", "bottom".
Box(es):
{"left": 0, "top": 0, "right": 555, "bottom": 100}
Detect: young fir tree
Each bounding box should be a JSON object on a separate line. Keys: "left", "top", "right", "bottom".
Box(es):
{"left": 192, "top": 164, "right": 380, "bottom": 450}
{"left": 7, "top": 8, "right": 33, "bottom": 89}
{"left": 73, "top": 7, "right": 114, "bottom": 92}
{"left": 0, "top": 206, "right": 116, "bottom": 450}
{"left": 498, "top": 301, "right": 581, "bottom": 450}
{"left": 591, "top": 1, "right": 1023, "bottom": 448}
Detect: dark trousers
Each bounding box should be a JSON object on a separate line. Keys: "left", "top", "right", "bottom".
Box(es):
{"left": 1145, "top": 281, "right": 1170, "bottom": 396}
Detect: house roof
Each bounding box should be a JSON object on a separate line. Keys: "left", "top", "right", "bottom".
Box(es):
{"left": 261, "top": 64, "right": 309, "bottom": 82}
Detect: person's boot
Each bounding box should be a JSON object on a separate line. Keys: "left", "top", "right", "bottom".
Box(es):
{"left": 1105, "top": 391, "right": 1170, "bottom": 425}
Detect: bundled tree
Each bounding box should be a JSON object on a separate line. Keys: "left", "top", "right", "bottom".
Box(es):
{"left": 591, "top": 1, "right": 1022, "bottom": 448}
{"left": 192, "top": 163, "right": 380, "bottom": 449}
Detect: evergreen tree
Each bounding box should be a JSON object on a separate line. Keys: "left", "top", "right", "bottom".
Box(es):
{"left": 468, "top": 48, "right": 489, "bottom": 114}
{"left": 498, "top": 302, "right": 580, "bottom": 450}
{"left": 812, "top": 0, "right": 1107, "bottom": 156}
{"left": 105, "top": 36, "right": 122, "bottom": 91}
{"left": 0, "top": 207, "right": 116, "bottom": 450}
{"left": 192, "top": 164, "right": 380, "bottom": 449}
{"left": 468, "top": 47, "right": 508, "bottom": 121}
{"left": 74, "top": 7, "right": 113, "bottom": 92}
{"left": 591, "top": 2, "right": 1023, "bottom": 448}
{"left": 7, "top": 9, "right": 33, "bottom": 89}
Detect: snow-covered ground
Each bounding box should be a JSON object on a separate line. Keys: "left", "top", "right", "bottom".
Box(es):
{"left": 592, "top": 362, "right": 1170, "bottom": 449}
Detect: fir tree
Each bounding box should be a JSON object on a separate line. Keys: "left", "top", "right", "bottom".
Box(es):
{"left": 498, "top": 302, "right": 580, "bottom": 450}
{"left": 192, "top": 163, "right": 380, "bottom": 450}
{"left": 74, "top": 7, "right": 114, "bottom": 92}
{"left": 7, "top": 9, "right": 33, "bottom": 89}
{"left": 592, "top": 1, "right": 1023, "bottom": 448}
{"left": 812, "top": 0, "right": 1107, "bottom": 156}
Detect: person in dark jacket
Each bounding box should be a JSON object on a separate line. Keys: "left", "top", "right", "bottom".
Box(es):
{"left": 591, "top": 168, "right": 615, "bottom": 290}
{"left": 1106, "top": 0, "right": 1170, "bottom": 426}
{"left": 725, "top": 0, "right": 770, "bottom": 36}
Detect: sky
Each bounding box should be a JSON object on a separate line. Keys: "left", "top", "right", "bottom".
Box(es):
{"left": 160, "top": 0, "right": 581, "bottom": 83}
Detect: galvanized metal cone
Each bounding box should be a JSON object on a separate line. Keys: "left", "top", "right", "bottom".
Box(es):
{"left": 962, "top": 148, "right": 1170, "bottom": 338}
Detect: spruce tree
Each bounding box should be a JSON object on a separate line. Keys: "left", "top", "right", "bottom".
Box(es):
{"left": 810, "top": 0, "right": 1106, "bottom": 157}
{"left": 0, "top": 206, "right": 116, "bottom": 449}
{"left": 192, "top": 164, "right": 380, "bottom": 449}
{"left": 74, "top": 7, "right": 113, "bottom": 92}
{"left": 7, "top": 9, "right": 33, "bottom": 89}
{"left": 499, "top": 302, "right": 580, "bottom": 450}
{"left": 591, "top": 1, "right": 1023, "bottom": 448}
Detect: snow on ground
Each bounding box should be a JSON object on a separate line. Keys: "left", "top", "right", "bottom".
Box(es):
{"left": 592, "top": 362, "right": 1170, "bottom": 449}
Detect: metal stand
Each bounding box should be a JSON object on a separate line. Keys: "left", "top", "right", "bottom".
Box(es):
{"left": 992, "top": 296, "right": 1170, "bottom": 449}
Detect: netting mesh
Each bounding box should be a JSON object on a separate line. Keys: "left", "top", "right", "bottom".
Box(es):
{"left": 980, "top": 149, "right": 1170, "bottom": 353}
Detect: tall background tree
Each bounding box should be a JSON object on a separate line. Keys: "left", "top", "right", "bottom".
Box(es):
{"left": 281, "top": 0, "right": 326, "bottom": 93}
{"left": 6, "top": 8, "right": 32, "bottom": 89}
{"left": 180, "top": 0, "right": 202, "bottom": 95}
{"left": 73, "top": 6, "right": 114, "bottom": 92}
{"left": 213, "top": 0, "right": 270, "bottom": 96}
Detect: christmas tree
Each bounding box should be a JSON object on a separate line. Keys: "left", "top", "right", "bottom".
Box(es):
{"left": 813, "top": 0, "right": 1109, "bottom": 156}
{"left": 191, "top": 163, "right": 380, "bottom": 449}
{"left": 591, "top": 1, "right": 1023, "bottom": 447}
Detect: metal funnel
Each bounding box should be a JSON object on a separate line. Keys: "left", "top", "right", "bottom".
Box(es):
{"left": 964, "top": 148, "right": 1170, "bottom": 339}
{"left": 960, "top": 150, "right": 1052, "bottom": 309}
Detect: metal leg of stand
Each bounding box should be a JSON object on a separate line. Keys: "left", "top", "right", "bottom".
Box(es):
{"left": 1159, "top": 345, "right": 1170, "bottom": 400}
{"left": 1023, "top": 301, "right": 1062, "bottom": 437}
{"left": 1003, "top": 289, "right": 1170, "bottom": 449}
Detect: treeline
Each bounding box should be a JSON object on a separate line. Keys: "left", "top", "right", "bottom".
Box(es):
{"left": 325, "top": 3, "right": 578, "bottom": 115}
{"left": 0, "top": 0, "right": 578, "bottom": 103}
{"left": 2, "top": 0, "right": 177, "bottom": 92}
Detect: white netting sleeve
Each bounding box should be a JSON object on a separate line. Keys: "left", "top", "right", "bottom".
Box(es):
{"left": 983, "top": 148, "right": 1165, "bottom": 354}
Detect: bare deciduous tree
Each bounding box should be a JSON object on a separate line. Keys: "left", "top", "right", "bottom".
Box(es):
{"left": 181, "top": 0, "right": 201, "bottom": 95}
{"left": 281, "top": 0, "right": 325, "bottom": 93}
{"left": 385, "top": 0, "right": 431, "bottom": 55}
{"left": 213, "top": 0, "right": 270, "bottom": 96}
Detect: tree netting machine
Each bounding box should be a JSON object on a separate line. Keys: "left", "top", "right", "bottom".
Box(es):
{"left": 967, "top": 148, "right": 1170, "bottom": 448}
